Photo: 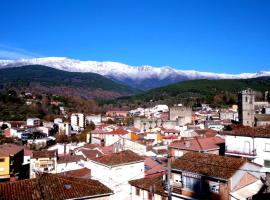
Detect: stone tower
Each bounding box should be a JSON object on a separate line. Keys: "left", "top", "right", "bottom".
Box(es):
{"left": 238, "top": 88, "right": 255, "bottom": 127}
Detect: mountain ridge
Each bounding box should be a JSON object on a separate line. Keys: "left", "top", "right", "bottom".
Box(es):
{"left": 1, "top": 57, "right": 270, "bottom": 90}
{"left": 0, "top": 65, "right": 140, "bottom": 99}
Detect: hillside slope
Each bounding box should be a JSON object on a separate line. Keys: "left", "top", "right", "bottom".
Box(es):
{"left": 117, "top": 77, "right": 270, "bottom": 107}
{"left": 0, "top": 65, "right": 140, "bottom": 99}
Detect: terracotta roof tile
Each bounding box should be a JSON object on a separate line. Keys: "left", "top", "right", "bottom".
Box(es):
{"left": 81, "top": 149, "right": 103, "bottom": 160}
{"left": 91, "top": 150, "right": 144, "bottom": 167}
{"left": 32, "top": 150, "right": 57, "bottom": 159}
{"left": 0, "top": 144, "right": 23, "bottom": 157}
{"left": 0, "top": 173, "right": 112, "bottom": 200}
{"left": 59, "top": 168, "right": 91, "bottom": 178}
{"left": 129, "top": 175, "right": 167, "bottom": 197}
{"left": 172, "top": 152, "right": 246, "bottom": 179}
{"left": 97, "top": 145, "right": 114, "bottom": 155}
{"left": 58, "top": 155, "right": 85, "bottom": 164}
{"left": 170, "top": 136, "right": 224, "bottom": 152}
{"left": 109, "top": 129, "right": 129, "bottom": 135}
{"left": 221, "top": 125, "right": 270, "bottom": 138}
{"left": 82, "top": 143, "right": 99, "bottom": 149}
{"left": 144, "top": 157, "right": 166, "bottom": 176}
{"left": 23, "top": 148, "right": 33, "bottom": 156}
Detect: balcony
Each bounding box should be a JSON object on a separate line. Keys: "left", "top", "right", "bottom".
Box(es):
{"left": 225, "top": 147, "right": 257, "bottom": 158}
{"left": 163, "top": 182, "right": 183, "bottom": 195}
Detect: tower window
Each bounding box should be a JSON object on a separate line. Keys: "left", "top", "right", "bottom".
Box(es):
{"left": 245, "top": 96, "right": 248, "bottom": 102}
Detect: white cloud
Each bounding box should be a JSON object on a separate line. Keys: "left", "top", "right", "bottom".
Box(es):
{"left": 0, "top": 44, "right": 43, "bottom": 60}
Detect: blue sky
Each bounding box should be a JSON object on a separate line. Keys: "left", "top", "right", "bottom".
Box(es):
{"left": 0, "top": 0, "right": 269, "bottom": 73}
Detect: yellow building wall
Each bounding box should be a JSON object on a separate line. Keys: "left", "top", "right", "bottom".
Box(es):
{"left": 157, "top": 133, "right": 162, "bottom": 142}
{"left": 0, "top": 156, "right": 10, "bottom": 179}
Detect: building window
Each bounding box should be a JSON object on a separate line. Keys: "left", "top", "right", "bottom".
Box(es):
{"left": 209, "top": 182, "right": 220, "bottom": 193}
{"left": 182, "top": 176, "right": 200, "bottom": 191}
{"left": 136, "top": 188, "right": 140, "bottom": 196}
{"left": 0, "top": 158, "right": 5, "bottom": 162}
{"left": 148, "top": 192, "right": 153, "bottom": 200}
{"left": 265, "top": 144, "right": 270, "bottom": 152}
{"left": 264, "top": 160, "right": 270, "bottom": 168}
{"left": 173, "top": 173, "right": 182, "bottom": 183}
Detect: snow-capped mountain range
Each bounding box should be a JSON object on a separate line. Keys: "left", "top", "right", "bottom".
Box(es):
{"left": 0, "top": 57, "right": 269, "bottom": 90}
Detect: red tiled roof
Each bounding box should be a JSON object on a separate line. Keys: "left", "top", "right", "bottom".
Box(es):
{"left": 129, "top": 175, "right": 167, "bottom": 197}
{"left": 144, "top": 157, "right": 166, "bottom": 176}
{"left": 82, "top": 143, "right": 99, "bottom": 149}
{"left": 32, "top": 150, "right": 57, "bottom": 159}
{"left": 195, "top": 128, "right": 218, "bottom": 137}
{"left": 24, "top": 148, "right": 33, "bottom": 156}
{"left": 161, "top": 128, "right": 180, "bottom": 133}
{"left": 162, "top": 135, "right": 178, "bottom": 139}
{"left": 109, "top": 129, "right": 129, "bottom": 135}
{"left": 58, "top": 155, "right": 85, "bottom": 164}
{"left": 170, "top": 136, "right": 224, "bottom": 152}
{"left": 221, "top": 125, "right": 270, "bottom": 138}
{"left": 0, "top": 173, "right": 113, "bottom": 200}
{"left": 97, "top": 145, "right": 114, "bottom": 155}
{"left": 91, "top": 150, "right": 144, "bottom": 167}
{"left": 81, "top": 149, "right": 103, "bottom": 160}
{"left": 59, "top": 168, "right": 91, "bottom": 178}
{"left": 0, "top": 144, "right": 23, "bottom": 157}
{"left": 172, "top": 152, "right": 246, "bottom": 179}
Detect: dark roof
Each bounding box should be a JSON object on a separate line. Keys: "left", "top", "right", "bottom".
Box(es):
{"left": 0, "top": 144, "right": 23, "bottom": 157}
{"left": 255, "top": 114, "right": 270, "bottom": 122}
{"left": 0, "top": 173, "right": 113, "bottom": 200}
{"left": 59, "top": 168, "right": 91, "bottom": 178}
{"left": 32, "top": 150, "right": 57, "bottom": 159}
{"left": 221, "top": 125, "right": 270, "bottom": 138}
{"left": 91, "top": 150, "right": 144, "bottom": 167}
{"left": 129, "top": 175, "right": 167, "bottom": 197}
{"left": 58, "top": 155, "right": 85, "bottom": 164}
{"left": 7, "top": 121, "right": 26, "bottom": 128}
{"left": 171, "top": 152, "right": 246, "bottom": 180}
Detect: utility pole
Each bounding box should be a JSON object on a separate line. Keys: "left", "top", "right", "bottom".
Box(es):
{"left": 167, "top": 147, "right": 172, "bottom": 200}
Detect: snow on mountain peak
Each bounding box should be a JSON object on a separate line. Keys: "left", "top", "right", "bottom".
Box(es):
{"left": 0, "top": 57, "right": 269, "bottom": 90}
